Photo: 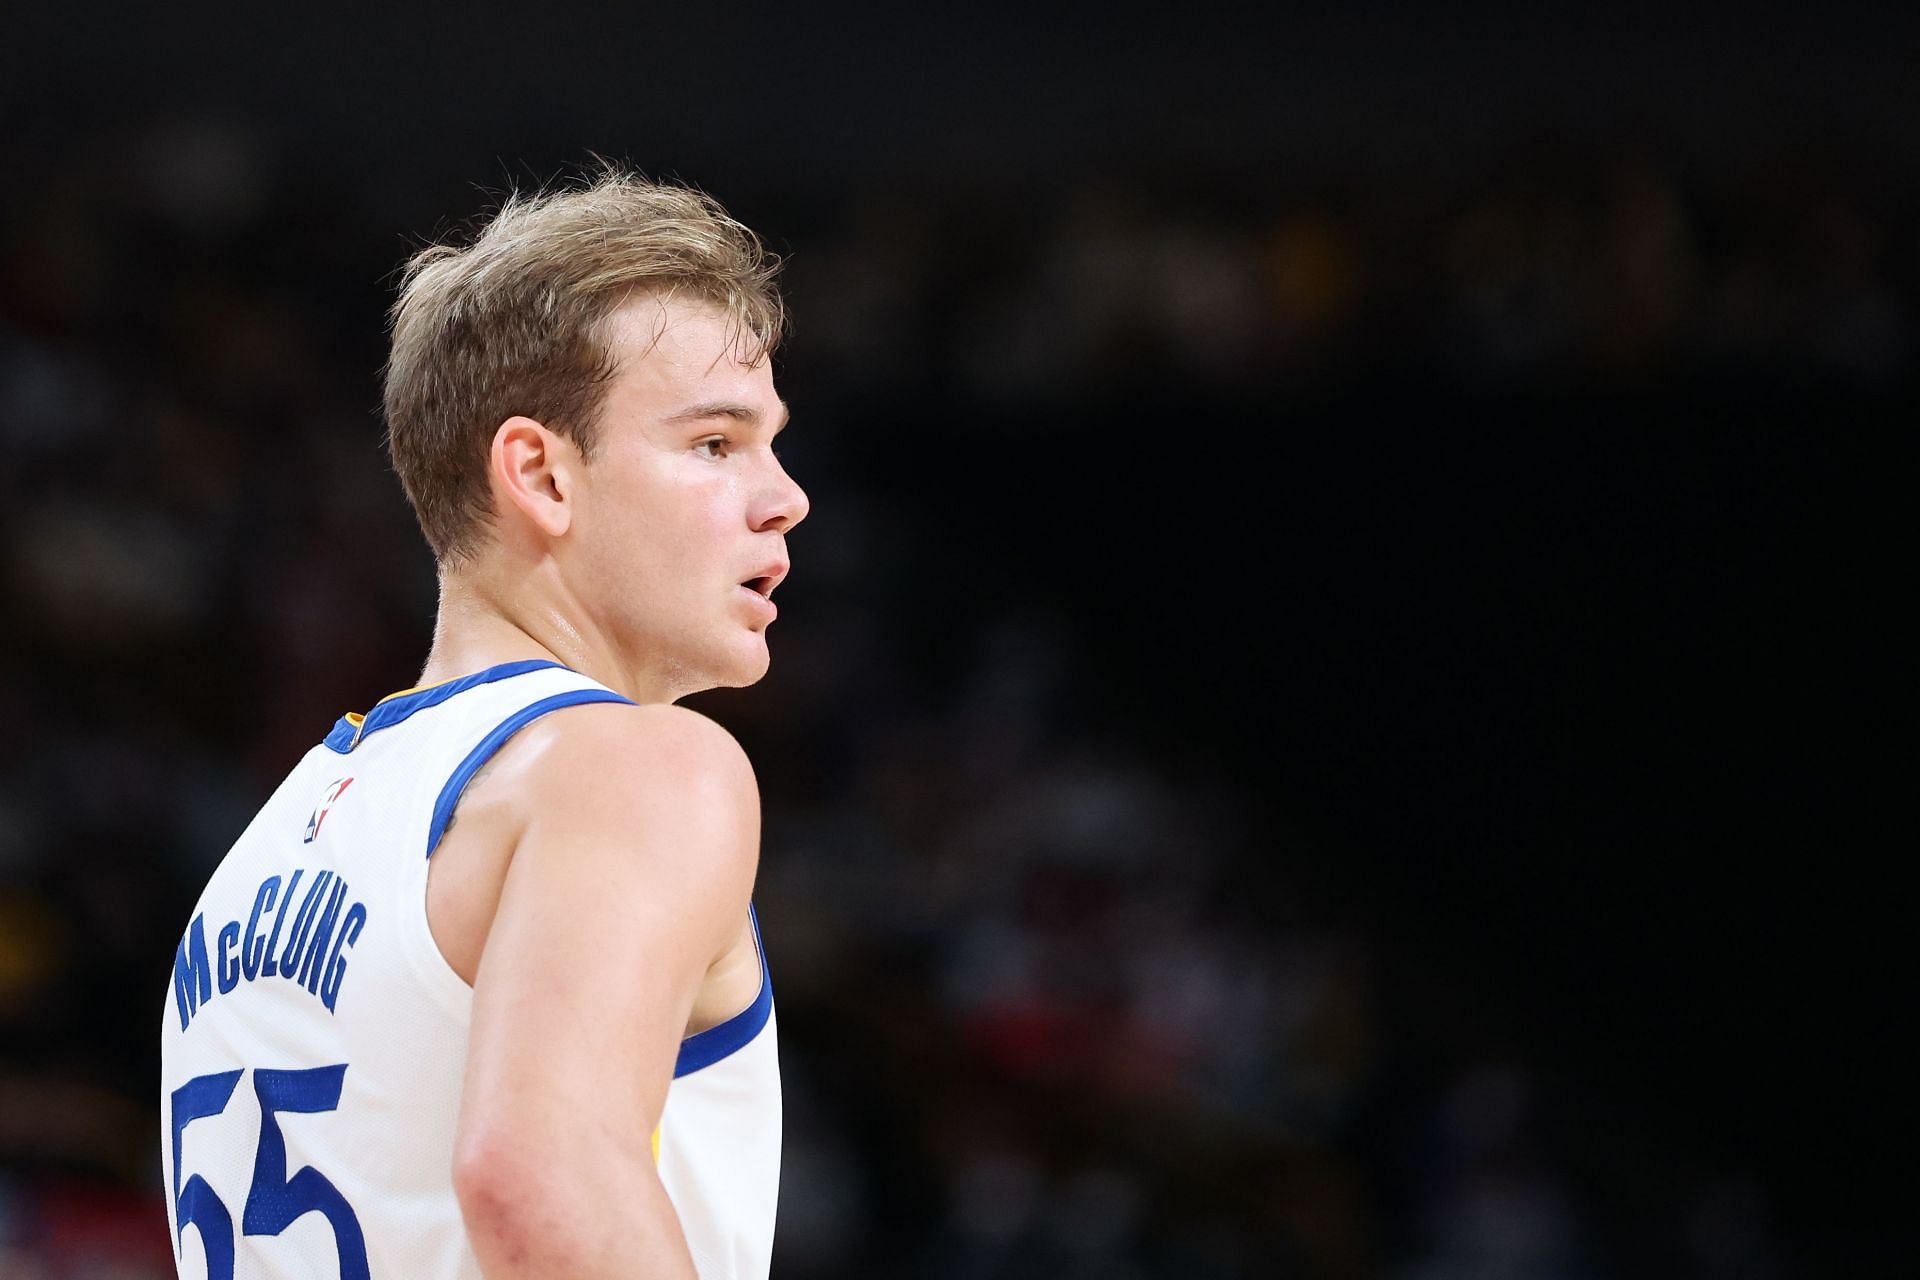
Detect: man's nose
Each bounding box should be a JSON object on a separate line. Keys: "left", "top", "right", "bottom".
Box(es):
{"left": 755, "top": 460, "right": 809, "bottom": 534}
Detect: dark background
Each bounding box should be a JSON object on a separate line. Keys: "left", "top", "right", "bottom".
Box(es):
{"left": 0, "top": 4, "right": 1908, "bottom": 1276}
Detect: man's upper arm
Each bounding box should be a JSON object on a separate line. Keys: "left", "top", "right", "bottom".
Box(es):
{"left": 452, "top": 701, "right": 758, "bottom": 1248}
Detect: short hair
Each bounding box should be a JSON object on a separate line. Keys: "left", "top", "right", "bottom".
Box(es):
{"left": 382, "top": 166, "right": 785, "bottom": 566}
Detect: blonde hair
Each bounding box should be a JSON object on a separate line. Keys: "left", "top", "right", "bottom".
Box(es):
{"left": 382, "top": 166, "right": 785, "bottom": 565}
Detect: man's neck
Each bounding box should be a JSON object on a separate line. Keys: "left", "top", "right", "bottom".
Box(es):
{"left": 416, "top": 573, "right": 658, "bottom": 703}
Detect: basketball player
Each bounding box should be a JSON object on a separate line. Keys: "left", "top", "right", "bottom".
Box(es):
{"left": 159, "top": 171, "right": 806, "bottom": 1278}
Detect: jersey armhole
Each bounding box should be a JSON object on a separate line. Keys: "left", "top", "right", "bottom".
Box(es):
{"left": 673, "top": 901, "right": 774, "bottom": 1077}
{"left": 401, "top": 687, "right": 637, "bottom": 1017}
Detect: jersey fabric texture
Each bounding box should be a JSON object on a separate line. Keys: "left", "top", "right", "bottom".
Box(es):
{"left": 159, "top": 659, "right": 782, "bottom": 1279}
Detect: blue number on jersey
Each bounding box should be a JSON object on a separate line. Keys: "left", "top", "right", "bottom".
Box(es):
{"left": 169, "top": 1064, "right": 370, "bottom": 1279}
{"left": 170, "top": 1071, "right": 243, "bottom": 1279}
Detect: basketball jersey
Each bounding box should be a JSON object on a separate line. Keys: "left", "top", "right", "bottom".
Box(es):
{"left": 159, "top": 659, "right": 782, "bottom": 1279}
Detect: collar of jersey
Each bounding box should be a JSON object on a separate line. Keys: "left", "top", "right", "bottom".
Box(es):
{"left": 324, "top": 659, "right": 571, "bottom": 753}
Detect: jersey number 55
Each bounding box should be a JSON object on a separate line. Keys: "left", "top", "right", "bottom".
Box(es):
{"left": 169, "top": 1063, "right": 370, "bottom": 1280}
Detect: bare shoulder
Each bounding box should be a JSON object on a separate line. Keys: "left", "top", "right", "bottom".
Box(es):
{"left": 490, "top": 701, "right": 759, "bottom": 832}
{"left": 427, "top": 701, "right": 759, "bottom": 986}
{"left": 502, "top": 701, "right": 761, "bottom": 907}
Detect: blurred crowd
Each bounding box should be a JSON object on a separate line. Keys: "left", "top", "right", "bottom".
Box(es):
{"left": 787, "top": 143, "right": 1910, "bottom": 402}
{"left": 1, "top": 114, "right": 1898, "bottom": 1277}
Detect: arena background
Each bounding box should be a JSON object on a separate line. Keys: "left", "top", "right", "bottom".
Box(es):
{"left": 0, "top": 4, "right": 1907, "bottom": 1276}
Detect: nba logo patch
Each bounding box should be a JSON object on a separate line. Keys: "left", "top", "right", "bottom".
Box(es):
{"left": 304, "top": 777, "right": 354, "bottom": 844}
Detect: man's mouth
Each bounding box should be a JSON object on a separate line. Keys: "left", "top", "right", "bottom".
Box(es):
{"left": 739, "top": 561, "right": 789, "bottom": 599}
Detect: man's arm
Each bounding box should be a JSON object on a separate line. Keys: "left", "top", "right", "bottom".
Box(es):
{"left": 450, "top": 701, "right": 759, "bottom": 1278}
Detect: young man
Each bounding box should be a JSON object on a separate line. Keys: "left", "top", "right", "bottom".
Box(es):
{"left": 160, "top": 172, "right": 807, "bottom": 1279}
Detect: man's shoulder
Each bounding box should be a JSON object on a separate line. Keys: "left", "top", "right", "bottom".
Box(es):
{"left": 522, "top": 700, "right": 751, "bottom": 778}
{"left": 477, "top": 700, "right": 759, "bottom": 842}
{"left": 425, "top": 702, "right": 756, "bottom": 987}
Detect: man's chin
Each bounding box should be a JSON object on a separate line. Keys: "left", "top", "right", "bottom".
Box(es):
{"left": 713, "top": 636, "right": 773, "bottom": 689}
{"left": 652, "top": 635, "right": 770, "bottom": 701}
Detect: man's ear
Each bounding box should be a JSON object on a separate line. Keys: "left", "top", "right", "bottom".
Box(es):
{"left": 490, "top": 415, "right": 576, "bottom": 541}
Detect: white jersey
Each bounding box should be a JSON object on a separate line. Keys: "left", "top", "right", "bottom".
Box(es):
{"left": 159, "top": 659, "right": 782, "bottom": 1279}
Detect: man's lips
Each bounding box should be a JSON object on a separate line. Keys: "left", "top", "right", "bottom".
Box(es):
{"left": 738, "top": 561, "right": 787, "bottom": 622}
{"left": 737, "top": 583, "right": 778, "bottom": 622}
{"left": 739, "top": 562, "right": 789, "bottom": 599}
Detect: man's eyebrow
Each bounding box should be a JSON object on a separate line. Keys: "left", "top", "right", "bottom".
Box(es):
{"left": 667, "top": 400, "right": 791, "bottom": 434}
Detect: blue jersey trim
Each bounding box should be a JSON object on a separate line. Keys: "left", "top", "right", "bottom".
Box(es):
{"left": 324, "top": 659, "right": 571, "bottom": 754}
{"left": 675, "top": 901, "right": 774, "bottom": 1077}
{"left": 424, "top": 688, "right": 636, "bottom": 858}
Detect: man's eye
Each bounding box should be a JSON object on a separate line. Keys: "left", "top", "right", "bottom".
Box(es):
{"left": 695, "top": 437, "right": 728, "bottom": 459}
